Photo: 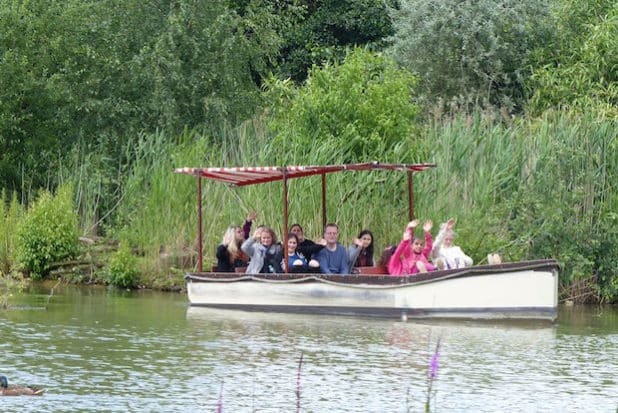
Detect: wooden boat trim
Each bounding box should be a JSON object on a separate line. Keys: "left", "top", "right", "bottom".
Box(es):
{"left": 186, "top": 259, "right": 559, "bottom": 288}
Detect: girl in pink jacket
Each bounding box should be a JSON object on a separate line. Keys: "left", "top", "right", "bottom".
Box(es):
{"left": 388, "top": 219, "right": 436, "bottom": 276}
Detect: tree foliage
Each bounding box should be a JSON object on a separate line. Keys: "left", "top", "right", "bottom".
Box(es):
{"left": 388, "top": 0, "right": 554, "bottom": 111}
{"left": 528, "top": 0, "right": 618, "bottom": 115}
{"left": 265, "top": 47, "right": 422, "bottom": 163}
{"left": 274, "top": 0, "right": 396, "bottom": 82}
{"left": 135, "top": 0, "right": 288, "bottom": 131}
{"left": 0, "top": 0, "right": 286, "bottom": 193}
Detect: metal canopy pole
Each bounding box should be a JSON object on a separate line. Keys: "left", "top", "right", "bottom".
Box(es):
{"left": 407, "top": 171, "right": 414, "bottom": 221}
{"left": 282, "top": 168, "right": 289, "bottom": 273}
{"left": 321, "top": 172, "right": 327, "bottom": 230}
{"left": 196, "top": 174, "right": 203, "bottom": 272}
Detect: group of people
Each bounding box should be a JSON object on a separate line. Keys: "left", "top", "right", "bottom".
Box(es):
{"left": 215, "top": 212, "right": 472, "bottom": 276}
{"left": 387, "top": 218, "right": 473, "bottom": 276}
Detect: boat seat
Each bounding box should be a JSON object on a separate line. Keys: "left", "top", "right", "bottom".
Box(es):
{"left": 354, "top": 266, "right": 389, "bottom": 275}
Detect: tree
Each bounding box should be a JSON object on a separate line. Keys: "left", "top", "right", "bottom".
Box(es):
{"left": 528, "top": 0, "right": 618, "bottom": 115}
{"left": 265, "top": 47, "right": 422, "bottom": 163}
{"left": 388, "top": 0, "right": 554, "bottom": 111}
{"left": 0, "top": 0, "right": 287, "bottom": 194}
{"left": 274, "top": 0, "right": 396, "bottom": 82}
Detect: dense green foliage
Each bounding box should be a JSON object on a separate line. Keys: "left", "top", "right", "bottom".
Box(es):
{"left": 0, "top": 0, "right": 286, "bottom": 193}
{"left": 272, "top": 0, "right": 397, "bottom": 82}
{"left": 425, "top": 111, "right": 617, "bottom": 300}
{"left": 528, "top": 0, "right": 618, "bottom": 115}
{"left": 388, "top": 0, "right": 554, "bottom": 110}
{"left": 0, "top": 0, "right": 616, "bottom": 301}
{"left": 14, "top": 184, "right": 79, "bottom": 279}
{"left": 108, "top": 244, "right": 140, "bottom": 289}
{"left": 266, "top": 48, "right": 422, "bottom": 162}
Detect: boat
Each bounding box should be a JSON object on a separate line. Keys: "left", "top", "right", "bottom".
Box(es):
{"left": 175, "top": 162, "right": 559, "bottom": 321}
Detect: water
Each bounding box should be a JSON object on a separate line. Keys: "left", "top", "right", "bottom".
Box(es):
{"left": 1, "top": 285, "right": 617, "bottom": 412}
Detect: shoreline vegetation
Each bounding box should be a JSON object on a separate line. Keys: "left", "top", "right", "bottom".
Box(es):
{"left": 2, "top": 110, "right": 615, "bottom": 304}
{"left": 1, "top": 0, "right": 616, "bottom": 305}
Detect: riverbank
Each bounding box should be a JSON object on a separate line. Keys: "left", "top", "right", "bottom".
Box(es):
{"left": 42, "top": 237, "right": 187, "bottom": 292}
{"left": 39, "top": 235, "right": 605, "bottom": 306}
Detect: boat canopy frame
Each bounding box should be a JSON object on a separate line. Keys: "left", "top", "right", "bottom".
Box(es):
{"left": 174, "top": 161, "right": 436, "bottom": 272}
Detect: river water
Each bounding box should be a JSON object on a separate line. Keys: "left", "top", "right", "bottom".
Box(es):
{"left": 1, "top": 284, "right": 616, "bottom": 412}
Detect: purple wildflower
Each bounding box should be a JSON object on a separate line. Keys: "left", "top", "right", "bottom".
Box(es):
{"left": 429, "top": 337, "right": 441, "bottom": 379}
{"left": 216, "top": 382, "right": 223, "bottom": 413}
{"left": 425, "top": 337, "right": 442, "bottom": 413}
{"left": 429, "top": 349, "right": 440, "bottom": 379}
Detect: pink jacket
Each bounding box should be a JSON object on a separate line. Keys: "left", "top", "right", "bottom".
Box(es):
{"left": 388, "top": 231, "right": 435, "bottom": 276}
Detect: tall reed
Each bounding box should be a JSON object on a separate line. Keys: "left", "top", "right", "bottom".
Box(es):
{"left": 423, "top": 109, "right": 616, "bottom": 299}
{"left": 54, "top": 108, "right": 617, "bottom": 300}
{"left": 0, "top": 190, "right": 24, "bottom": 274}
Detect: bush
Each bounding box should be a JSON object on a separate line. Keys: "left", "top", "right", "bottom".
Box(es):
{"left": 108, "top": 245, "right": 140, "bottom": 289}
{"left": 265, "top": 47, "right": 422, "bottom": 163}
{"left": 528, "top": 0, "right": 618, "bottom": 115}
{"left": 15, "top": 183, "right": 79, "bottom": 279}
{"left": 388, "top": 0, "right": 554, "bottom": 110}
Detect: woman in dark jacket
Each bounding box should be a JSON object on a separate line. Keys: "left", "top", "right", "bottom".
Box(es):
{"left": 347, "top": 229, "right": 374, "bottom": 268}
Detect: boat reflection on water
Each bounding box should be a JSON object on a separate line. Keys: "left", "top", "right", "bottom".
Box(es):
{"left": 185, "top": 305, "right": 557, "bottom": 351}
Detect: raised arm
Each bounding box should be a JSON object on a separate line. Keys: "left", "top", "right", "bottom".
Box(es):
{"left": 241, "top": 236, "right": 258, "bottom": 257}
{"left": 242, "top": 211, "right": 257, "bottom": 239}
{"left": 347, "top": 239, "right": 362, "bottom": 267}
{"left": 388, "top": 231, "right": 411, "bottom": 275}
{"left": 433, "top": 222, "right": 447, "bottom": 258}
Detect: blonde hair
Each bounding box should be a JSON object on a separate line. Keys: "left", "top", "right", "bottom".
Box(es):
{"left": 261, "top": 227, "right": 278, "bottom": 245}
{"left": 222, "top": 225, "right": 243, "bottom": 261}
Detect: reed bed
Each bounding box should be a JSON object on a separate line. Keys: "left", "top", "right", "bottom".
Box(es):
{"left": 118, "top": 114, "right": 616, "bottom": 290}
{"left": 38, "top": 109, "right": 617, "bottom": 300}
{"left": 0, "top": 191, "right": 23, "bottom": 275}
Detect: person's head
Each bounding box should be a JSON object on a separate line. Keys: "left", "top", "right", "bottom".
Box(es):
{"left": 287, "top": 233, "right": 299, "bottom": 253}
{"left": 223, "top": 225, "right": 243, "bottom": 245}
{"left": 358, "top": 229, "right": 374, "bottom": 249}
{"left": 443, "top": 230, "right": 455, "bottom": 247}
{"left": 411, "top": 236, "right": 424, "bottom": 254}
{"left": 222, "top": 225, "right": 243, "bottom": 260}
{"left": 323, "top": 223, "right": 339, "bottom": 245}
{"left": 290, "top": 223, "right": 305, "bottom": 242}
{"left": 260, "top": 227, "right": 277, "bottom": 247}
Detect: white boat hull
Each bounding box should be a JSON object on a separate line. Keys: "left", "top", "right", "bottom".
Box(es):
{"left": 185, "top": 260, "right": 559, "bottom": 321}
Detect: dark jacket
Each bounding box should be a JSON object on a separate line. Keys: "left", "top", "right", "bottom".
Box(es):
{"left": 216, "top": 244, "right": 247, "bottom": 272}
{"left": 298, "top": 239, "right": 324, "bottom": 261}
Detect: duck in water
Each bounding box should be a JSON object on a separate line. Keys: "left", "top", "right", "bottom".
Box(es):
{"left": 0, "top": 376, "right": 45, "bottom": 396}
